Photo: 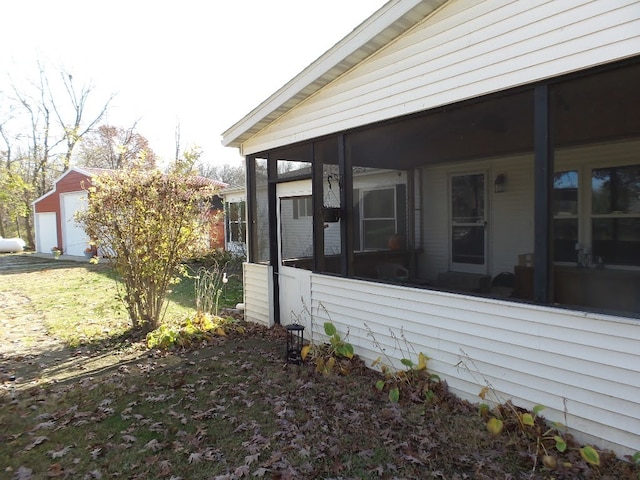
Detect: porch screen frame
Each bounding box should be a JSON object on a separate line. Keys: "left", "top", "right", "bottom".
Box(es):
{"left": 534, "top": 84, "right": 553, "bottom": 304}
{"left": 245, "top": 156, "right": 258, "bottom": 263}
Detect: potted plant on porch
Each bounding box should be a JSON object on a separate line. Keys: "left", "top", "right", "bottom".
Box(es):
{"left": 84, "top": 245, "right": 98, "bottom": 259}
{"left": 321, "top": 206, "right": 341, "bottom": 223}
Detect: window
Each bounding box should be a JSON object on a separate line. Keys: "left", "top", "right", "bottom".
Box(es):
{"left": 277, "top": 159, "right": 312, "bottom": 178}
{"left": 353, "top": 187, "right": 404, "bottom": 250}
{"left": 225, "top": 201, "right": 246, "bottom": 243}
{"left": 591, "top": 165, "right": 640, "bottom": 266}
{"left": 553, "top": 171, "right": 579, "bottom": 262}
{"left": 362, "top": 188, "right": 396, "bottom": 249}
{"left": 293, "top": 196, "right": 313, "bottom": 219}
{"left": 280, "top": 197, "right": 313, "bottom": 262}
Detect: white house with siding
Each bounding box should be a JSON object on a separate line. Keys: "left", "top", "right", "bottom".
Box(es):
{"left": 222, "top": 0, "right": 640, "bottom": 457}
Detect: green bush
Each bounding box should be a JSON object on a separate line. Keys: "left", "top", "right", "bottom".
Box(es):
{"left": 79, "top": 158, "right": 219, "bottom": 332}
{"left": 146, "top": 312, "right": 245, "bottom": 349}
{"left": 188, "top": 248, "right": 246, "bottom": 275}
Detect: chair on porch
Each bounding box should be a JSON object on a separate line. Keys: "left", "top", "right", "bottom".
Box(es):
{"left": 490, "top": 271, "right": 515, "bottom": 297}
{"left": 376, "top": 262, "right": 409, "bottom": 282}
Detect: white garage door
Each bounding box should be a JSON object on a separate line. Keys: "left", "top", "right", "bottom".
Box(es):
{"left": 35, "top": 212, "right": 58, "bottom": 254}
{"left": 61, "top": 192, "right": 90, "bottom": 256}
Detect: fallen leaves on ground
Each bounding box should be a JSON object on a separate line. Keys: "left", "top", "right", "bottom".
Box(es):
{"left": 1, "top": 323, "right": 637, "bottom": 480}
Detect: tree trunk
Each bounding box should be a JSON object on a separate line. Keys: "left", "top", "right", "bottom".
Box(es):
{"left": 24, "top": 214, "right": 34, "bottom": 248}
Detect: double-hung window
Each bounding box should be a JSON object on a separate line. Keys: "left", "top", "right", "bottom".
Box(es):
{"left": 225, "top": 201, "right": 246, "bottom": 244}
{"left": 362, "top": 188, "right": 396, "bottom": 250}
{"left": 293, "top": 196, "right": 313, "bottom": 219}
{"left": 591, "top": 165, "right": 640, "bottom": 266}
{"left": 552, "top": 164, "right": 640, "bottom": 267}
{"left": 353, "top": 186, "right": 406, "bottom": 251}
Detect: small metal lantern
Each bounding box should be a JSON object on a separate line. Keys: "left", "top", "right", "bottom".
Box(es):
{"left": 285, "top": 324, "right": 305, "bottom": 364}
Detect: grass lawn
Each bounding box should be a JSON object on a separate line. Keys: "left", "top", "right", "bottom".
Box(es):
{"left": 0, "top": 255, "right": 638, "bottom": 479}
{"left": 0, "top": 258, "right": 242, "bottom": 347}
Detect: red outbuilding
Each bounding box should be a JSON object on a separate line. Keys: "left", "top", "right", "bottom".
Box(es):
{"left": 32, "top": 167, "right": 107, "bottom": 256}
{"left": 32, "top": 167, "right": 227, "bottom": 257}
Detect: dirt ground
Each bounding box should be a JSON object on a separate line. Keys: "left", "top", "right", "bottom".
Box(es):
{"left": 0, "top": 288, "right": 62, "bottom": 373}
{"left": 0, "top": 253, "right": 143, "bottom": 392}
{"left": 0, "top": 287, "right": 146, "bottom": 396}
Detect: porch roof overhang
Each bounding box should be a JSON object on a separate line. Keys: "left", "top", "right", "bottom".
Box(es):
{"left": 221, "top": 0, "right": 449, "bottom": 151}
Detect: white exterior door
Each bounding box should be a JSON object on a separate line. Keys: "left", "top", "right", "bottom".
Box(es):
{"left": 450, "top": 172, "right": 487, "bottom": 274}
{"left": 276, "top": 181, "right": 313, "bottom": 326}
{"left": 61, "top": 192, "right": 89, "bottom": 256}
{"left": 35, "top": 212, "right": 58, "bottom": 254}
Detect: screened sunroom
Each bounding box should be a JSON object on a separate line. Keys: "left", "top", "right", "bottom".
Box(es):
{"left": 244, "top": 59, "right": 640, "bottom": 320}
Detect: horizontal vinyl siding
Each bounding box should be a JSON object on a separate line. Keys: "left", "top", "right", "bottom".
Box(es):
{"left": 309, "top": 273, "right": 640, "bottom": 455}
{"left": 242, "top": 0, "right": 640, "bottom": 155}
{"left": 556, "top": 138, "right": 640, "bottom": 170}
{"left": 420, "top": 165, "right": 448, "bottom": 280}
{"left": 243, "top": 263, "right": 272, "bottom": 326}
{"left": 490, "top": 154, "right": 535, "bottom": 274}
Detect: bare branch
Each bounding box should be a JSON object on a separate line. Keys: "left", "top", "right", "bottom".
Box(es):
{"left": 46, "top": 66, "right": 115, "bottom": 170}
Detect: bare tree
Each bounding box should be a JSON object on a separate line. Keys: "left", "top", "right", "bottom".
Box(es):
{"left": 0, "top": 119, "right": 32, "bottom": 240}
{"left": 199, "top": 162, "right": 245, "bottom": 187}
{"left": 11, "top": 65, "right": 52, "bottom": 196}
{"left": 48, "top": 69, "right": 114, "bottom": 171}
{"left": 1, "top": 62, "right": 114, "bottom": 245}
{"left": 174, "top": 120, "right": 181, "bottom": 163}
{"left": 0, "top": 121, "right": 13, "bottom": 237}
{"left": 77, "top": 123, "right": 157, "bottom": 170}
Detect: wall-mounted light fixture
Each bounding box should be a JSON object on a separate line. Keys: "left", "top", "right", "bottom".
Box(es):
{"left": 494, "top": 173, "right": 506, "bottom": 193}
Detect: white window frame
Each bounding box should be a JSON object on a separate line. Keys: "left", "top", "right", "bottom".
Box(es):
{"left": 588, "top": 163, "right": 640, "bottom": 268}
{"left": 226, "top": 200, "right": 246, "bottom": 244}
{"left": 552, "top": 170, "right": 580, "bottom": 265}
{"left": 553, "top": 156, "right": 640, "bottom": 270}
{"left": 293, "top": 196, "right": 313, "bottom": 219}
{"left": 357, "top": 186, "right": 397, "bottom": 251}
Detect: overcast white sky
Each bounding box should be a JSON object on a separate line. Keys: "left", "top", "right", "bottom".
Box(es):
{"left": 0, "top": 0, "right": 387, "bottom": 168}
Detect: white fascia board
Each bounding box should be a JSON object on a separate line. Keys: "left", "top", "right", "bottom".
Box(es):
{"left": 222, "top": 0, "right": 446, "bottom": 149}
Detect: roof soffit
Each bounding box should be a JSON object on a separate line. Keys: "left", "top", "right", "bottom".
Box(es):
{"left": 222, "top": 0, "right": 449, "bottom": 149}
